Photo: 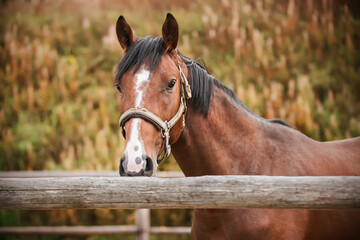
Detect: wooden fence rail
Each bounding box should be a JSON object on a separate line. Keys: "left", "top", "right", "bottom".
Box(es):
{"left": 0, "top": 171, "right": 189, "bottom": 239}
{"left": 0, "top": 170, "right": 184, "bottom": 178}
{"left": 1, "top": 172, "right": 360, "bottom": 239}
{"left": 1, "top": 175, "right": 360, "bottom": 210}
{"left": 0, "top": 225, "right": 140, "bottom": 235}
{"left": 0, "top": 224, "right": 191, "bottom": 236}
{"left": 0, "top": 208, "right": 191, "bottom": 238}
{"left": 0, "top": 226, "right": 191, "bottom": 235}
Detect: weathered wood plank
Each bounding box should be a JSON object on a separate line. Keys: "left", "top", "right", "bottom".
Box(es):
{"left": 151, "top": 226, "right": 191, "bottom": 235}
{"left": 0, "top": 176, "right": 359, "bottom": 209}
{"left": 0, "top": 226, "right": 138, "bottom": 235}
{"left": 136, "top": 209, "right": 150, "bottom": 240}
{"left": 0, "top": 171, "right": 184, "bottom": 178}
{"left": 0, "top": 226, "right": 191, "bottom": 235}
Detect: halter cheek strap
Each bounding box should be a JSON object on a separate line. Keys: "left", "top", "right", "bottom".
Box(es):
{"left": 119, "top": 65, "right": 191, "bottom": 163}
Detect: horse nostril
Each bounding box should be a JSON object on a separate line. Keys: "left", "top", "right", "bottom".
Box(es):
{"left": 144, "top": 156, "right": 154, "bottom": 176}
{"left": 119, "top": 156, "right": 127, "bottom": 176}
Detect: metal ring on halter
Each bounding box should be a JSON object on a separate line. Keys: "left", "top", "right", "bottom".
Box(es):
{"left": 119, "top": 65, "right": 191, "bottom": 163}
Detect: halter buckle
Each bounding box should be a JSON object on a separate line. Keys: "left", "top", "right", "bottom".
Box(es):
{"left": 158, "top": 128, "right": 171, "bottom": 164}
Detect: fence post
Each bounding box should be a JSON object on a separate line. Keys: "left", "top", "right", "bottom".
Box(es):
{"left": 136, "top": 209, "right": 150, "bottom": 240}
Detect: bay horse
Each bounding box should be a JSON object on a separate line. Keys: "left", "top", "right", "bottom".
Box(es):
{"left": 114, "top": 13, "right": 360, "bottom": 239}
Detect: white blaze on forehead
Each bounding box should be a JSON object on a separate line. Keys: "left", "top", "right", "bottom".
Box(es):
{"left": 124, "top": 67, "right": 150, "bottom": 172}
{"left": 134, "top": 68, "right": 150, "bottom": 107}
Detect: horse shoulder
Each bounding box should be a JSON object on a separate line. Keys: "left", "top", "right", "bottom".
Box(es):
{"left": 258, "top": 122, "right": 360, "bottom": 176}
{"left": 315, "top": 136, "right": 360, "bottom": 175}
{"left": 258, "top": 122, "right": 319, "bottom": 175}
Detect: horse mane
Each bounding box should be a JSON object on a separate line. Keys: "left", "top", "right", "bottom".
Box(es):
{"left": 115, "top": 35, "right": 290, "bottom": 127}
{"left": 179, "top": 53, "right": 257, "bottom": 118}
{"left": 179, "top": 54, "right": 291, "bottom": 128}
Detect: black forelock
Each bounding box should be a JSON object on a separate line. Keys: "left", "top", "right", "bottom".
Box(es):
{"left": 115, "top": 36, "right": 165, "bottom": 83}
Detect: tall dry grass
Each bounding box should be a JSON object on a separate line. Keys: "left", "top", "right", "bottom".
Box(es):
{"left": 0, "top": 0, "right": 359, "bottom": 239}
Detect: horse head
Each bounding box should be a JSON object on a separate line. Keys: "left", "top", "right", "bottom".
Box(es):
{"left": 115, "top": 14, "right": 190, "bottom": 176}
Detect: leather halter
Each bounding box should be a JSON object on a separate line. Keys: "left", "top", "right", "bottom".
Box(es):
{"left": 119, "top": 65, "right": 192, "bottom": 163}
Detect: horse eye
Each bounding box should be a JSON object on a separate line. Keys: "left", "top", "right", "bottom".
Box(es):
{"left": 116, "top": 84, "right": 122, "bottom": 93}
{"left": 166, "top": 79, "right": 176, "bottom": 90}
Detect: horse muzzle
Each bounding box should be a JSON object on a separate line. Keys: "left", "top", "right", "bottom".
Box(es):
{"left": 119, "top": 154, "right": 154, "bottom": 177}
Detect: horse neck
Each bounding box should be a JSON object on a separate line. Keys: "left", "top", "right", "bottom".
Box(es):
{"left": 172, "top": 87, "right": 264, "bottom": 176}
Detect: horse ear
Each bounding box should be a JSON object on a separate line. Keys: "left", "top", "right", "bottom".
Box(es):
{"left": 162, "top": 13, "right": 179, "bottom": 52}
{"left": 116, "top": 15, "right": 136, "bottom": 51}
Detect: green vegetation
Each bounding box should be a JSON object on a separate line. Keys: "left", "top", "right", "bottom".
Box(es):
{"left": 0, "top": 0, "right": 359, "bottom": 239}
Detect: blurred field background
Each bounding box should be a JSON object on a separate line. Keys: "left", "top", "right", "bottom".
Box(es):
{"left": 0, "top": 0, "right": 359, "bottom": 239}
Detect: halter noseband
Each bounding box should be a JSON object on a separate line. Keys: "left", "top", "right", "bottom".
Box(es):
{"left": 119, "top": 65, "right": 192, "bottom": 163}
